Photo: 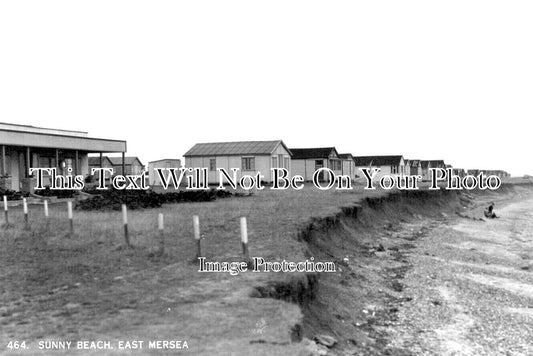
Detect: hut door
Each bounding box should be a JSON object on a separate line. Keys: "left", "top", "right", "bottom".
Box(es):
{"left": 315, "top": 160, "right": 324, "bottom": 181}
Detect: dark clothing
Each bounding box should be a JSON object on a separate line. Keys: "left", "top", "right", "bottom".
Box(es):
{"left": 484, "top": 204, "right": 497, "bottom": 218}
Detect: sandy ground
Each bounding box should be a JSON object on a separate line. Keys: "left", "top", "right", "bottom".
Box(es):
{"left": 386, "top": 192, "right": 533, "bottom": 355}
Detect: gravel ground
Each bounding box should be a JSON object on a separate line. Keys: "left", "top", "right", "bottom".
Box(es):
{"left": 387, "top": 194, "right": 533, "bottom": 355}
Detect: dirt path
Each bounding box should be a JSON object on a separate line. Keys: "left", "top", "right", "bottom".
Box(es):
{"left": 388, "top": 195, "right": 533, "bottom": 355}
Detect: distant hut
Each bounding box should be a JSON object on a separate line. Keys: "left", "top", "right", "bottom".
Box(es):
{"left": 289, "top": 147, "right": 342, "bottom": 182}
{"left": 421, "top": 161, "right": 432, "bottom": 181}
{"left": 184, "top": 140, "right": 292, "bottom": 185}
{"left": 452, "top": 168, "right": 466, "bottom": 178}
{"left": 421, "top": 160, "right": 445, "bottom": 181}
{"left": 108, "top": 156, "right": 144, "bottom": 176}
{"left": 88, "top": 156, "right": 113, "bottom": 172}
{"left": 405, "top": 159, "right": 422, "bottom": 176}
{"left": 148, "top": 159, "right": 182, "bottom": 186}
{"left": 353, "top": 155, "right": 405, "bottom": 180}
{"left": 338, "top": 153, "right": 356, "bottom": 179}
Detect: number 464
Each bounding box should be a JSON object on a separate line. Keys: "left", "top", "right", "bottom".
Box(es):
{"left": 7, "top": 341, "right": 27, "bottom": 350}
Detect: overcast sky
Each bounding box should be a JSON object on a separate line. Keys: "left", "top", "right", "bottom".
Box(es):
{"left": 1, "top": 1, "right": 532, "bottom": 176}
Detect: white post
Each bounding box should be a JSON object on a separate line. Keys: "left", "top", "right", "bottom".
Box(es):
{"left": 157, "top": 213, "right": 164, "bottom": 256}
{"left": 23, "top": 197, "right": 29, "bottom": 230}
{"left": 122, "top": 204, "right": 128, "bottom": 225}
{"left": 67, "top": 200, "right": 73, "bottom": 234}
{"left": 122, "top": 204, "right": 131, "bottom": 247}
{"left": 193, "top": 215, "right": 200, "bottom": 239}
{"left": 44, "top": 199, "right": 49, "bottom": 232}
{"left": 67, "top": 201, "right": 73, "bottom": 219}
{"left": 240, "top": 217, "right": 248, "bottom": 243}
{"left": 3, "top": 195, "right": 8, "bottom": 226}
{"left": 193, "top": 215, "right": 201, "bottom": 258}
{"left": 240, "top": 217, "right": 250, "bottom": 262}
{"left": 158, "top": 213, "right": 164, "bottom": 230}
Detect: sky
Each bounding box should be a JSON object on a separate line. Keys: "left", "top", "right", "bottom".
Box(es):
{"left": 1, "top": 1, "right": 532, "bottom": 176}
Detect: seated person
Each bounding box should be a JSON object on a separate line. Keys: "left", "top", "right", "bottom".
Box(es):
{"left": 484, "top": 202, "right": 498, "bottom": 218}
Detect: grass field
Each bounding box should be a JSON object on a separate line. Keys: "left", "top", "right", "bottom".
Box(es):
{"left": 0, "top": 184, "right": 389, "bottom": 355}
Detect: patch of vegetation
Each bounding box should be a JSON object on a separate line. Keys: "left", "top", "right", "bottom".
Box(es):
{"left": 0, "top": 188, "right": 27, "bottom": 200}
{"left": 34, "top": 187, "right": 78, "bottom": 199}
{"left": 76, "top": 188, "right": 235, "bottom": 211}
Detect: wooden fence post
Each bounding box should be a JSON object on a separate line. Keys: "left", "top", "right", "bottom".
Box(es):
{"left": 3, "top": 195, "right": 8, "bottom": 227}
{"left": 240, "top": 217, "right": 250, "bottom": 264}
{"left": 157, "top": 213, "right": 165, "bottom": 256}
{"left": 44, "top": 200, "right": 49, "bottom": 232}
{"left": 67, "top": 200, "right": 74, "bottom": 235}
{"left": 193, "top": 215, "right": 201, "bottom": 259}
{"left": 122, "top": 204, "right": 131, "bottom": 247}
{"left": 23, "top": 197, "right": 29, "bottom": 230}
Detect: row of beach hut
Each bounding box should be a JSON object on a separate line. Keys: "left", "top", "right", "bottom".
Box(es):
{"left": 88, "top": 140, "right": 511, "bottom": 186}
{"left": 178, "top": 140, "right": 510, "bottom": 185}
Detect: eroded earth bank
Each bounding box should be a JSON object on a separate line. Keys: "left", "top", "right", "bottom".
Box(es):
{"left": 297, "top": 183, "right": 533, "bottom": 355}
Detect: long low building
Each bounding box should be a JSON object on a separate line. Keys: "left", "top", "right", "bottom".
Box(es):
{"left": 0, "top": 122, "right": 127, "bottom": 192}
{"left": 184, "top": 140, "right": 292, "bottom": 185}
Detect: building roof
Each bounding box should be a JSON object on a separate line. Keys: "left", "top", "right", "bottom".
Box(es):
{"left": 420, "top": 160, "right": 445, "bottom": 169}
{"left": 108, "top": 156, "right": 144, "bottom": 167}
{"left": 428, "top": 160, "right": 445, "bottom": 166}
{"left": 405, "top": 159, "right": 421, "bottom": 167}
{"left": 0, "top": 122, "right": 126, "bottom": 152}
{"left": 353, "top": 155, "right": 403, "bottom": 166}
{"left": 0, "top": 122, "right": 88, "bottom": 137}
{"left": 289, "top": 147, "right": 339, "bottom": 160}
{"left": 88, "top": 156, "right": 113, "bottom": 166}
{"left": 338, "top": 153, "right": 354, "bottom": 160}
{"left": 148, "top": 158, "right": 182, "bottom": 164}
{"left": 184, "top": 140, "right": 290, "bottom": 157}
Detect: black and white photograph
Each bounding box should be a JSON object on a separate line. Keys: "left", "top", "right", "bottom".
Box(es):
{"left": 1, "top": 1, "right": 533, "bottom": 355}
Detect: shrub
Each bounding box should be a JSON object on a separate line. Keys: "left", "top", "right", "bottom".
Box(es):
{"left": 34, "top": 186, "right": 78, "bottom": 199}
{"left": 76, "top": 188, "right": 235, "bottom": 211}
{"left": 0, "top": 188, "right": 27, "bottom": 201}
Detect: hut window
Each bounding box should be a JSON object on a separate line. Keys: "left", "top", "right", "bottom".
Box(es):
{"left": 242, "top": 157, "right": 255, "bottom": 171}
{"left": 271, "top": 156, "right": 278, "bottom": 168}
{"left": 209, "top": 159, "right": 216, "bottom": 171}
{"left": 284, "top": 157, "right": 290, "bottom": 169}
{"left": 391, "top": 165, "right": 398, "bottom": 174}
